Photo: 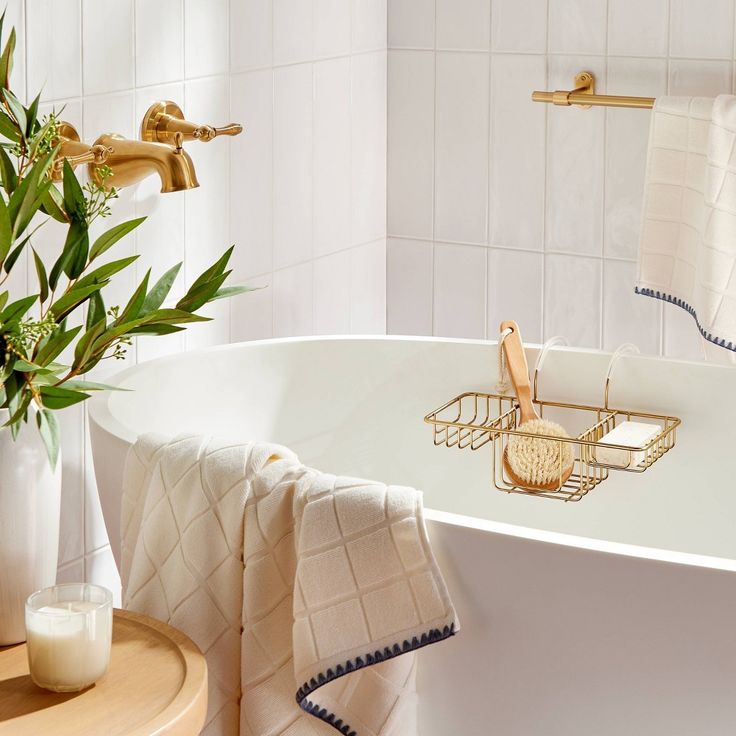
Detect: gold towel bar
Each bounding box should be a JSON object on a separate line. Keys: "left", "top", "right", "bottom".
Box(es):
{"left": 532, "top": 71, "right": 655, "bottom": 110}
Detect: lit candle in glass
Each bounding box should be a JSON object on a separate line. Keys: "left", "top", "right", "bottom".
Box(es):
{"left": 25, "top": 583, "right": 113, "bottom": 692}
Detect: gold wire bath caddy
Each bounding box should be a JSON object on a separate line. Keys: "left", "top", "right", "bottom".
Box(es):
{"left": 424, "top": 343, "right": 681, "bottom": 502}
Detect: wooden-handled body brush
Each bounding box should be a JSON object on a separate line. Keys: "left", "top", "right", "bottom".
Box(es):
{"left": 500, "top": 320, "right": 574, "bottom": 491}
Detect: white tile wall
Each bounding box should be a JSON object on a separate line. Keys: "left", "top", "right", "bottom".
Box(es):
{"left": 228, "top": 2, "right": 388, "bottom": 340}
{"left": 16, "top": 0, "right": 388, "bottom": 590}
{"left": 387, "top": 0, "right": 736, "bottom": 362}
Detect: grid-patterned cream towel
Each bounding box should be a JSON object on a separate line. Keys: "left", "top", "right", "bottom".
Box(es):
{"left": 637, "top": 95, "right": 736, "bottom": 352}
{"left": 121, "top": 434, "right": 458, "bottom": 736}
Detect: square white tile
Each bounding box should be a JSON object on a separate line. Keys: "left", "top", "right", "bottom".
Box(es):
{"left": 273, "top": 262, "right": 314, "bottom": 336}
{"left": 487, "top": 249, "right": 543, "bottom": 343}
{"left": 231, "top": 0, "right": 273, "bottom": 71}
{"left": 388, "top": 0, "right": 435, "bottom": 49}
{"left": 433, "top": 243, "right": 486, "bottom": 338}
{"left": 135, "top": 0, "right": 183, "bottom": 87}
{"left": 387, "top": 238, "right": 433, "bottom": 336}
{"left": 436, "top": 0, "right": 490, "bottom": 51}
{"left": 548, "top": 0, "right": 607, "bottom": 55}
{"left": 488, "top": 54, "right": 546, "bottom": 252}
{"left": 27, "top": 0, "right": 82, "bottom": 100}
{"left": 491, "top": 0, "right": 547, "bottom": 53}
{"left": 184, "top": 0, "right": 229, "bottom": 77}
{"left": 230, "top": 70, "right": 274, "bottom": 281}
{"left": 274, "top": 0, "right": 314, "bottom": 64}
{"left": 668, "top": 60, "right": 733, "bottom": 96}
{"left": 608, "top": 0, "right": 668, "bottom": 57}
{"left": 82, "top": 0, "right": 134, "bottom": 95}
{"left": 314, "top": 0, "right": 351, "bottom": 58}
{"left": 670, "top": 0, "right": 734, "bottom": 60}
{"left": 273, "top": 64, "right": 313, "bottom": 269}
{"left": 314, "top": 58, "right": 351, "bottom": 257}
{"left": 351, "top": 52, "right": 387, "bottom": 246}
{"left": 387, "top": 50, "right": 434, "bottom": 239}
{"left": 313, "top": 250, "right": 351, "bottom": 334}
{"left": 544, "top": 254, "right": 601, "bottom": 348}
{"left": 603, "top": 259, "right": 661, "bottom": 355}
{"left": 434, "top": 52, "right": 489, "bottom": 244}
{"left": 231, "top": 278, "right": 274, "bottom": 342}
{"left": 352, "top": 0, "right": 387, "bottom": 52}
{"left": 350, "top": 240, "right": 387, "bottom": 333}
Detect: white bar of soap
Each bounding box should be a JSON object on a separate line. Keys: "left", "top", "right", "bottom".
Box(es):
{"left": 594, "top": 420, "right": 661, "bottom": 468}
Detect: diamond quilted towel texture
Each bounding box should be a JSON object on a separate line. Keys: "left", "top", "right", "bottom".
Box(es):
{"left": 121, "top": 434, "right": 459, "bottom": 736}
{"left": 637, "top": 95, "right": 736, "bottom": 352}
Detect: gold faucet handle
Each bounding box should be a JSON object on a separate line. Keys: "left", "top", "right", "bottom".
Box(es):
{"left": 141, "top": 101, "right": 244, "bottom": 145}
{"left": 51, "top": 122, "right": 112, "bottom": 180}
{"left": 56, "top": 144, "right": 111, "bottom": 169}
{"left": 193, "top": 123, "right": 243, "bottom": 142}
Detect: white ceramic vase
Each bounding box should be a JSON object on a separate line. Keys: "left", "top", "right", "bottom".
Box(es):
{"left": 0, "top": 410, "right": 61, "bottom": 644}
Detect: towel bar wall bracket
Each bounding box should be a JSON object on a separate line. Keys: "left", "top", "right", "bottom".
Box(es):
{"left": 532, "top": 71, "right": 656, "bottom": 110}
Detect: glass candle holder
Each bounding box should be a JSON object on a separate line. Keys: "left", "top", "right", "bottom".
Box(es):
{"left": 25, "top": 583, "right": 113, "bottom": 692}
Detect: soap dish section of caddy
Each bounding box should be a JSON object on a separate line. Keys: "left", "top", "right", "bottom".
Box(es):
{"left": 424, "top": 341, "right": 681, "bottom": 502}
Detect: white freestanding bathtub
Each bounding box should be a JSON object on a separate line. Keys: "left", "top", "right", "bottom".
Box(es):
{"left": 88, "top": 336, "right": 736, "bottom": 736}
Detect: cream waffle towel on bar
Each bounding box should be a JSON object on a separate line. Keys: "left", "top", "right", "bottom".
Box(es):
{"left": 121, "top": 434, "right": 458, "bottom": 736}
{"left": 637, "top": 95, "right": 736, "bottom": 352}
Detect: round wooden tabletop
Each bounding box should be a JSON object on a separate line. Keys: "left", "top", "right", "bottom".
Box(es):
{"left": 0, "top": 608, "right": 207, "bottom": 736}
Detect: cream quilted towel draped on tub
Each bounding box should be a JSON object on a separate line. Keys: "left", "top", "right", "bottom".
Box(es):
{"left": 121, "top": 434, "right": 458, "bottom": 736}
{"left": 637, "top": 95, "right": 736, "bottom": 352}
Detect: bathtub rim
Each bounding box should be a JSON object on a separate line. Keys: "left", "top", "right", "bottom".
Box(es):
{"left": 87, "top": 334, "right": 736, "bottom": 575}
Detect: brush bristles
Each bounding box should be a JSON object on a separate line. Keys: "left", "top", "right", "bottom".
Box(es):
{"left": 507, "top": 419, "right": 574, "bottom": 487}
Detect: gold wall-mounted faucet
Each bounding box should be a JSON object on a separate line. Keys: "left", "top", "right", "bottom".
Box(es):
{"left": 88, "top": 133, "right": 199, "bottom": 193}
{"left": 140, "top": 101, "right": 243, "bottom": 145}
{"left": 51, "top": 122, "right": 111, "bottom": 181}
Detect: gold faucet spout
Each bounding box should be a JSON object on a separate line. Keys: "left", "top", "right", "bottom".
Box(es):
{"left": 89, "top": 133, "right": 199, "bottom": 193}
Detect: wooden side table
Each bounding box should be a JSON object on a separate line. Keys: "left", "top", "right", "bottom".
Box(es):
{"left": 0, "top": 609, "right": 207, "bottom": 735}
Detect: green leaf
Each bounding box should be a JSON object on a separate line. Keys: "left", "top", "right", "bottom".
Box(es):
{"left": 128, "top": 323, "right": 186, "bottom": 336}
{"left": 0, "top": 110, "right": 18, "bottom": 143}
{"left": 3, "top": 232, "right": 31, "bottom": 274}
{"left": 89, "top": 217, "right": 146, "bottom": 261}
{"left": 0, "top": 290, "right": 7, "bottom": 312}
{"left": 86, "top": 289, "right": 105, "bottom": 331}
{"left": 3, "top": 87, "right": 25, "bottom": 137}
{"left": 0, "top": 143, "right": 16, "bottom": 194}
{"left": 25, "top": 92, "right": 40, "bottom": 138}
{"left": 39, "top": 385, "right": 89, "bottom": 411}
{"left": 63, "top": 379, "right": 125, "bottom": 392}
{"left": 32, "top": 248, "right": 48, "bottom": 303}
{"left": 76, "top": 255, "right": 138, "bottom": 290}
{"left": 0, "top": 294, "right": 36, "bottom": 325}
{"left": 12, "top": 358, "right": 55, "bottom": 374}
{"left": 40, "top": 184, "right": 67, "bottom": 223}
{"left": 141, "top": 262, "right": 181, "bottom": 314}
{"left": 0, "top": 194, "right": 10, "bottom": 266}
{"left": 62, "top": 158, "right": 85, "bottom": 221}
{"left": 49, "top": 218, "right": 88, "bottom": 288}
{"left": 36, "top": 408, "right": 60, "bottom": 468}
{"left": 139, "top": 308, "right": 210, "bottom": 325}
{"left": 211, "top": 284, "right": 256, "bottom": 301}
{"left": 65, "top": 221, "right": 90, "bottom": 279}
{"left": 187, "top": 246, "right": 234, "bottom": 294}
{"left": 50, "top": 283, "right": 104, "bottom": 321}
{"left": 34, "top": 324, "right": 82, "bottom": 365}
{"left": 176, "top": 270, "right": 230, "bottom": 313}
{"left": 73, "top": 318, "right": 106, "bottom": 368}
{"left": 0, "top": 27, "right": 16, "bottom": 93}
{"left": 116, "top": 269, "right": 150, "bottom": 324}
